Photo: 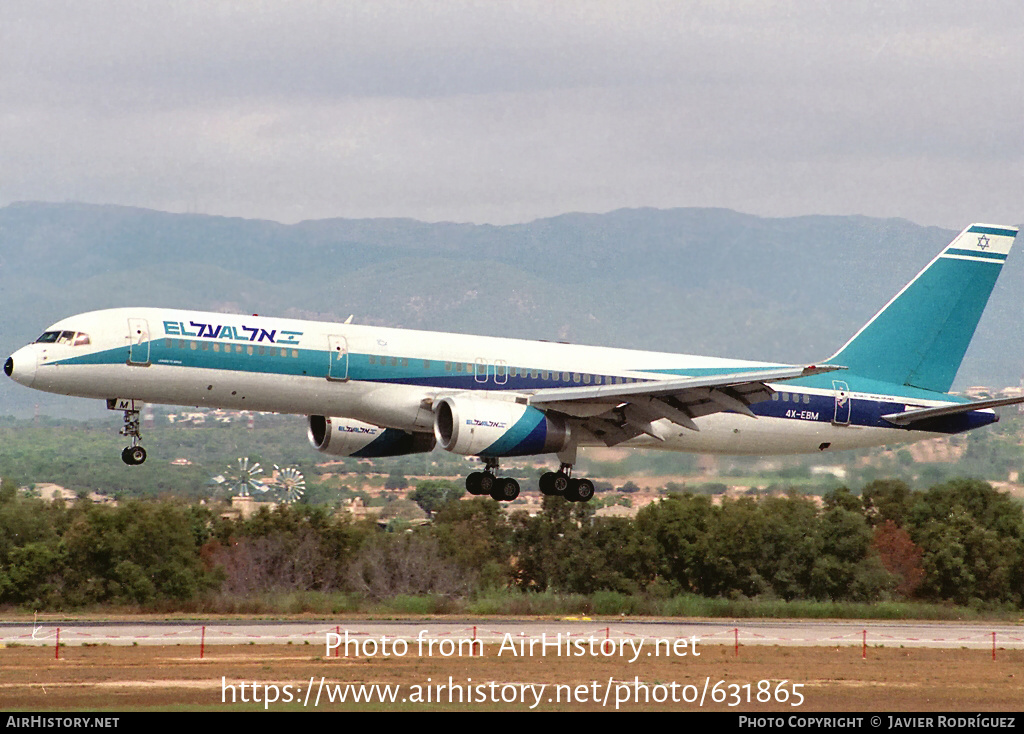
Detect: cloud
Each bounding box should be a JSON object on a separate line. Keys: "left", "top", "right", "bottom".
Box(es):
{"left": 2, "top": 1, "right": 1023, "bottom": 226}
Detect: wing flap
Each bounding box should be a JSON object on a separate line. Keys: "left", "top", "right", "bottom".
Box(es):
{"left": 527, "top": 364, "right": 842, "bottom": 405}
{"left": 528, "top": 364, "right": 843, "bottom": 436}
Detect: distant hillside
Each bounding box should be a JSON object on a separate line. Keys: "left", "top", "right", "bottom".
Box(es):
{"left": 2, "top": 202, "right": 1021, "bottom": 417}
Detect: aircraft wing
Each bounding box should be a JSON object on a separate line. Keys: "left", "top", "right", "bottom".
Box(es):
{"left": 881, "top": 395, "right": 1024, "bottom": 427}
{"left": 527, "top": 364, "right": 843, "bottom": 444}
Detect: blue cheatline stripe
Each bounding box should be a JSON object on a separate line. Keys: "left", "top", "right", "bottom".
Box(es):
{"left": 480, "top": 408, "right": 547, "bottom": 457}
{"left": 944, "top": 248, "right": 1006, "bottom": 261}
{"left": 750, "top": 389, "right": 996, "bottom": 434}
{"left": 968, "top": 225, "right": 1017, "bottom": 237}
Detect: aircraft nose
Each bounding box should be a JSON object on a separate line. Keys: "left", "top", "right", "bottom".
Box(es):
{"left": 5, "top": 347, "right": 37, "bottom": 388}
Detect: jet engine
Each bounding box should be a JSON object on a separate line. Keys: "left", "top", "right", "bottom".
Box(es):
{"left": 433, "top": 395, "right": 569, "bottom": 457}
{"left": 307, "top": 415, "right": 435, "bottom": 457}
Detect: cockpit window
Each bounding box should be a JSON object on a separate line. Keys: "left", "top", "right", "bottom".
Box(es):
{"left": 35, "top": 330, "right": 90, "bottom": 346}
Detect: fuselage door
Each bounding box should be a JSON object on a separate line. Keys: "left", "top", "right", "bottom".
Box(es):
{"left": 493, "top": 359, "right": 508, "bottom": 385}
{"left": 328, "top": 335, "right": 349, "bottom": 381}
{"left": 475, "top": 358, "right": 489, "bottom": 384}
{"left": 127, "top": 318, "right": 151, "bottom": 366}
{"left": 832, "top": 380, "right": 851, "bottom": 425}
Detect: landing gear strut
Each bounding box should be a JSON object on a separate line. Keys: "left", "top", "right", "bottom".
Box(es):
{"left": 539, "top": 463, "right": 595, "bottom": 502}
{"left": 466, "top": 458, "right": 520, "bottom": 502}
{"left": 119, "top": 409, "right": 147, "bottom": 465}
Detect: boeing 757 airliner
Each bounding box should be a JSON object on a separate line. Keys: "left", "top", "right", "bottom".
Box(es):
{"left": 5, "top": 223, "right": 1021, "bottom": 502}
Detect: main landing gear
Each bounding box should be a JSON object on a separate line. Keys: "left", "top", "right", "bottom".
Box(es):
{"left": 539, "top": 463, "right": 595, "bottom": 503}
{"left": 119, "top": 408, "right": 147, "bottom": 465}
{"left": 465, "top": 461, "right": 595, "bottom": 503}
{"left": 466, "top": 458, "right": 520, "bottom": 501}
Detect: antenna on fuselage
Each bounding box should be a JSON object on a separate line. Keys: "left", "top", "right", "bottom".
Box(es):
{"left": 344, "top": 315, "right": 354, "bottom": 324}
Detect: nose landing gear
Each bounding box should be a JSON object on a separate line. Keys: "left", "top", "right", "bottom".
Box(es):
{"left": 119, "top": 408, "right": 146, "bottom": 465}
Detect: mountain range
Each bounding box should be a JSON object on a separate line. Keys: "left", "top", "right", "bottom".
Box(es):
{"left": 2, "top": 202, "right": 1021, "bottom": 417}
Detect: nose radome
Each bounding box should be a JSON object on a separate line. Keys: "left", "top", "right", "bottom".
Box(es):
{"left": 5, "top": 347, "right": 37, "bottom": 388}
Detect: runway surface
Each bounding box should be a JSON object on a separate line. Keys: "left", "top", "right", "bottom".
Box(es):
{"left": 2, "top": 618, "right": 1022, "bottom": 649}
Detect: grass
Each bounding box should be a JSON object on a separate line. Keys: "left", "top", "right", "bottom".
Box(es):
{"left": 5, "top": 590, "right": 1021, "bottom": 622}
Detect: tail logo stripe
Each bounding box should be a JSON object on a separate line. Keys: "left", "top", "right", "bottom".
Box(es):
{"left": 968, "top": 225, "right": 1017, "bottom": 238}
{"left": 942, "top": 250, "right": 1007, "bottom": 263}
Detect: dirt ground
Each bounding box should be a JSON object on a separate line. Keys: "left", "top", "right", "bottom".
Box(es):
{"left": 1, "top": 642, "right": 1021, "bottom": 711}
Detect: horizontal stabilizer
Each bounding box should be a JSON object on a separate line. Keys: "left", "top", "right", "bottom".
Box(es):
{"left": 882, "top": 395, "right": 1024, "bottom": 427}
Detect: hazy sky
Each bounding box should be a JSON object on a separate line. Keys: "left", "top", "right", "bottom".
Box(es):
{"left": 3, "top": 1, "right": 1023, "bottom": 227}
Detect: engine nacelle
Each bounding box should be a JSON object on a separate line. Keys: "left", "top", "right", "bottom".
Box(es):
{"left": 433, "top": 395, "right": 570, "bottom": 457}
{"left": 308, "top": 415, "right": 435, "bottom": 457}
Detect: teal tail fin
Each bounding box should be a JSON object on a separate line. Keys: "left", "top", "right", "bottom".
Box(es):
{"left": 825, "top": 223, "right": 1018, "bottom": 393}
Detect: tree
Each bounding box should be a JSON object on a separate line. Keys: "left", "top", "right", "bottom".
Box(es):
{"left": 862, "top": 479, "right": 913, "bottom": 528}
{"left": 384, "top": 470, "right": 408, "bottom": 490}
{"left": 634, "top": 494, "right": 716, "bottom": 595}
{"left": 347, "top": 533, "right": 472, "bottom": 600}
{"left": 409, "top": 480, "right": 464, "bottom": 516}
{"left": 872, "top": 520, "right": 924, "bottom": 597}
{"left": 908, "top": 480, "right": 1024, "bottom": 603}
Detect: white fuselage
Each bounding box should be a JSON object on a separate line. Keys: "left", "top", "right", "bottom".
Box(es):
{"left": 6, "top": 306, "right": 969, "bottom": 457}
